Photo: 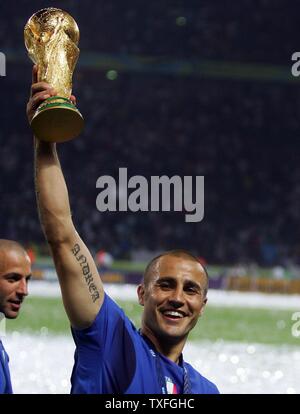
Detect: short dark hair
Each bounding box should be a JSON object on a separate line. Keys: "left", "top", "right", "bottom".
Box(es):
{"left": 143, "top": 249, "right": 209, "bottom": 296}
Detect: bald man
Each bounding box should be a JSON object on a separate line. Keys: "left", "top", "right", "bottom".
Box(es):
{"left": 27, "top": 67, "right": 219, "bottom": 394}
{"left": 0, "top": 240, "right": 31, "bottom": 394}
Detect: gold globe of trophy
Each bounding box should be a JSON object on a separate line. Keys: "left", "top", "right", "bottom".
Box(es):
{"left": 24, "top": 8, "right": 84, "bottom": 142}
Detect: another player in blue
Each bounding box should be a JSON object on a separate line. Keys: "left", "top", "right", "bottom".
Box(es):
{"left": 27, "top": 65, "right": 219, "bottom": 394}
{"left": 0, "top": 240, "right": 31, "bottom": 394}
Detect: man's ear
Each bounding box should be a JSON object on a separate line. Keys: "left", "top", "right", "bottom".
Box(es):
{"left": 137, "top": 284, "right": 145, "bottom": 306}
{"left": 199, "top": 297, "right": 207, "bottom": 316}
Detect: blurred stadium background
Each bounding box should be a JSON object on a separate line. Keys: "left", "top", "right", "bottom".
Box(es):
{"left": 0, "top": 0, "right": 300, "bottom": 393}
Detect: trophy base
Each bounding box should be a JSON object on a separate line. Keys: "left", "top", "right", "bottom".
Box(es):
{"left": 31, "top": 96, "right": 84, "bottom": 143}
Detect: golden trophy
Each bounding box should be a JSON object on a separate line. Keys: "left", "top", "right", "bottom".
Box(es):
{"left": 24, "top": 8, "right": 84, "bottom": 142}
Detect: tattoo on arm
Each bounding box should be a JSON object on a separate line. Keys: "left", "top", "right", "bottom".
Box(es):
{"left": 71, "top": 243, "right": 100, "bottom": 303}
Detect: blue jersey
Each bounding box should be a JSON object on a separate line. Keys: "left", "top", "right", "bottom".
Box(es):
{"left": 0, "top": 340, "right": 13, "bottom": 394}
{"left": 71, "top": 294, "right": 219, "bottom": 394}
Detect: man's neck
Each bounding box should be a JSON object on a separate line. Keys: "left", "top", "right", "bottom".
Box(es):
{"left": 140, "top": 326, "right": 186, "bottom": 364}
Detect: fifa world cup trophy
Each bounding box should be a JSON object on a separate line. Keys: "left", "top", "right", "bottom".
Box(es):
{"left": 24, "top": 8, "right": 84, "bottom": 142}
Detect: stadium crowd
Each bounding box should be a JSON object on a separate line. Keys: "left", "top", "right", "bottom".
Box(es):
{"left": 0, "top": 0, "right": 297, "bottom": 64}
{"left": 0, "top": 0, "right": 299, "bottom": 267}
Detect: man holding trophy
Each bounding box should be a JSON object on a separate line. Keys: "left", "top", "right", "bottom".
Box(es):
{"left": 26, "top": 8, "right": 219, "bottom": 394}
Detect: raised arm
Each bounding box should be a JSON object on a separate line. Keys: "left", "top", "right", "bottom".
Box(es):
{"left": 27, "top": 66, "right": 104, "bottom": 329}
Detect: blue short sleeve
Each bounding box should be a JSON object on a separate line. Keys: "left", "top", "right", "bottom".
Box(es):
{"left": 71, "top": 294, "right": 137, "bottom": 393}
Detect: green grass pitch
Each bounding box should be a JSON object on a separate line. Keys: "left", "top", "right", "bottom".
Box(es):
{"left": 6, "top": 296, "right": 299, "bottom": 346}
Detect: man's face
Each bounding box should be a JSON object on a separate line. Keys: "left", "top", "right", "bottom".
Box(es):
{"left": 138, "top": 255, "right": 207, "bottom": 343}
{"left": 0, "top": 249, "right": 31, "bottom": 319}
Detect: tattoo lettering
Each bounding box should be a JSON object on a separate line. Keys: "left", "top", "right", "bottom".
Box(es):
{"left": 82, "top": 264, "right": 90, "bottom": 276}
{"left": 84, "top": 273, "right": 93, "bottom": 285}
{"left": 71, "top": 244, "right": 81, "bottom": 255}
{"left": 89, "top": 283, "right": 96, "bottom": 293}
{"left": 92, "top": 291, "right": 100, "bottom": 302}
{"left": 77, "top": 255, "right": 87, "bottom": 265}
{"left": 71, "top": 243, "right": 100, "bottom": 303}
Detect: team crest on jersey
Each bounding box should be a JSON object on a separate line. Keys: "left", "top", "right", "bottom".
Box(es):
{"left": 165, "top": 376, "right": 178, "bottom": 394}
